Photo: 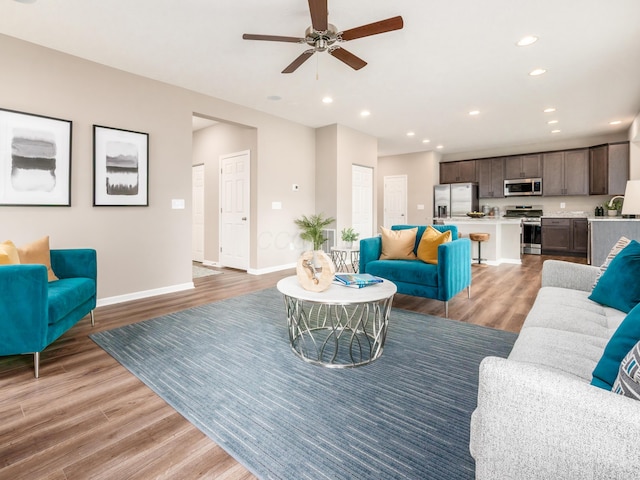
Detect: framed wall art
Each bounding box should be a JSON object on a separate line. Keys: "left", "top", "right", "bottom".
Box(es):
{"left": 0, "top": 108, "right": 72, "bottom": 206}
{"left": 93, "top": 125, "right": 149, "bottom": 206}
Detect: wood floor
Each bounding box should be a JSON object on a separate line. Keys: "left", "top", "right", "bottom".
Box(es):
{"left": 0, "top": 255, "right": 585, "bottom": 479}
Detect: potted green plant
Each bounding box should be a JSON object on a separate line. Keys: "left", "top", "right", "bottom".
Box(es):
{"left": 294, "top": 213, "right": 335, "bottom": 250}
{"left": 340, "top": 227, "right": 359, "bottom": 249}
{"left": 605, "top": 199, "right": 623, "bottom": 216}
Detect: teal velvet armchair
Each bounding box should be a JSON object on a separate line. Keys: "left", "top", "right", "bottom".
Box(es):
{"left": 359, "top": 225, "right": 472, "bottom": 317}
{"left": 0, "top": 249, "right": 97, "bottom": 377}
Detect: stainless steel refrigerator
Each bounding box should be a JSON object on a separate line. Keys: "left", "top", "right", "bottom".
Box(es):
{"left": 433, "top": 183, "right": 479, "bottom": 219}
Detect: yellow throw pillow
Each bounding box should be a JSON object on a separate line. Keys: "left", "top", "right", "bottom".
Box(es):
{"left": 17, "top": 236, "right": 59, "bottom": 282}
{"left": 417, "top": 226, "right": 452, "bottom": 264}
{"left": 0, "top": 240, "right": 21, "bottom": 265}
{"left": 380, "top": 227, "right": 418, "bottom": 260}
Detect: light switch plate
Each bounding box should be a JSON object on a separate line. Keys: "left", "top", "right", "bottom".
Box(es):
{"left": 272, "top": 201, "right": 282, "bottom": 210}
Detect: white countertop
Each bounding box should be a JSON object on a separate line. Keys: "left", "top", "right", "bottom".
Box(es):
{"left": 440, "top": 216, "right": 522, "bottom": 224}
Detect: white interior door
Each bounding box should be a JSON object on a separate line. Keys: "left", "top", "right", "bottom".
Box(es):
{"left": 219, "top": 151, "right": 250, "bottom": 270}
{"left": 192, "top": 164, "right": 205, "bottom": 263}
{"left": 352, "top": 165, "right": 373, "bottom": 239}
{"left": 383, "top": 175, "right": 407, "bottom": 227}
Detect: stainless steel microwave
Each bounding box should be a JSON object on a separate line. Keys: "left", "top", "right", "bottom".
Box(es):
{"left": 504, "top": 178, "right": 542, "bottom": 196}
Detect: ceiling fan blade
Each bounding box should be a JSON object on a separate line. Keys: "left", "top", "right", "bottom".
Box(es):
{"left": 242, "top": 33, "right": 305, "bottom": 43}
{"left": 329, "top": 47, "right": 367, "bottom": 70}
{"left": 340, "top": 16, "right": 404, "bottom": 41}
{"left": 308, "top": 0, "right": 328, "bottom": 32}
{"left": 282, "top": 50, "right": 315, "bottom": 74}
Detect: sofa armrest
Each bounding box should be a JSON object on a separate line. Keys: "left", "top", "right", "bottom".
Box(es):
{"left": 437, "top": 238, "right": 472, "bottom": 300}
{"left": 51, "top": 249, "right": 97, "bottom": 281}
{"left": 359, "top": 236, "right": 382, "bottom": 273}
{"left": 0, "top": 264, "right": 49, "bottom": 354}
{"left": 471, "top": 356, "right": 639, "bottom": 480}
{"left": 541, "top": 259, "right": 599, "bottom": 292}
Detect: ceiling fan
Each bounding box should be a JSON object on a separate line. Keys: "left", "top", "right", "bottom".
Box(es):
{"left": 242, "top": 0, "right": 403, "bottom": 73}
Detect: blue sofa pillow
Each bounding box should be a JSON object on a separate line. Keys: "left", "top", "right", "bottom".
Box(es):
{"left": 589, "top": 240, "right": 640, "bottom": 313}
{"left": 591, "top": 302, "right": 640, "bottom": 390}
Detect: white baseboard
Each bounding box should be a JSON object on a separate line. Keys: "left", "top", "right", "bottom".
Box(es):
{"left": 247, "top": 263, "right": 296, "bottom": 275}
{"left": 97, "top": 282, "right": 194, "bottom": 307}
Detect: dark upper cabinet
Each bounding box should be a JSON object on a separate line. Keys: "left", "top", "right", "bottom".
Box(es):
{"left": 504, "top": 154, "right": 542, "bottom": 179}
{"left": 440, "top": 160, "right": 476, "bottom": 184}
{"left": 590, "top": 142, "right": 630, "bottom": 195}
{"left": 542, "top": 149, "right": 589, "bottom": 196}
{"left": 477, "top": 158, "right": 504, "bottom": 198}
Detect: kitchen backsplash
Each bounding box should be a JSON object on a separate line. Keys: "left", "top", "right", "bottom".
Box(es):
{"left": 479, "top": 195, "right": 614, "bottom": 216}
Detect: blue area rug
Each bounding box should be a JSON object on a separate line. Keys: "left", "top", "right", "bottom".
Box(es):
{"left": 91, "top": 288, "right": 517, "bottom": 479}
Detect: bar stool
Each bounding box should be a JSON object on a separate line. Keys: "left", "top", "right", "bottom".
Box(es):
{"left": 469, "top": 232, "right": 490, "bottom": 266}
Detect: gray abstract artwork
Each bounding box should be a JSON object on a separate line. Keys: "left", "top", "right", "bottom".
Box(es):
{"left": 106, "top": 140, "right": 139, "bottom": 196}
{"left": 11, "top": 128, "right": 57, "bottom": 192}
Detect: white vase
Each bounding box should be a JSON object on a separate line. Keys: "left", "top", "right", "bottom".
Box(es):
{"left": 607, "top": 209, "right": 618, "bottom": 217}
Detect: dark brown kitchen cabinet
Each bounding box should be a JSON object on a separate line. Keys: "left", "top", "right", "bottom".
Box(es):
{"left": 504, "top": 154, "right": 542, "bottom": 179}
{"left": 542, "top": 149, "right": 589, "bottom": 196}
{"left": 477, "top": 158, "right": 504, "bottom": 198}
{"left": 440, "top": 160, "right": 476, "bottom": 183}
{"left": 572, "top": 219, "right": 588, "bottom": 254}
{"left": 589, "top": 142, "right": 630, "bottom": 195}
{"left": 541, "top": 217, "right": 587, "bottom": 256}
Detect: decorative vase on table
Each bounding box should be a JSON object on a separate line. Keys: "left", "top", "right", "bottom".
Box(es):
{"left": 296, "top": 250, "right": 335, "bottom": 292}
{"left": 293, "top": 213, "right": 336, "bottom": 292}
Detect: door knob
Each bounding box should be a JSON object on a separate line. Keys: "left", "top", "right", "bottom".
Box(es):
{"left": 242, "top": 217, "right": 247, "bottom": 221}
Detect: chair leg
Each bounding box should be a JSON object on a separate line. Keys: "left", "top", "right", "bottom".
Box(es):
{"left": 90, "top": 310, "right": 95, "bottom": 327}
{"left": 34, "top": 351, "right": 40, "bottom": 378}
{"left": 444, "top": 301, "right": 449, "bottom": 318}
{"left": 468, "top": 285, "right": 471, "bottom": 298}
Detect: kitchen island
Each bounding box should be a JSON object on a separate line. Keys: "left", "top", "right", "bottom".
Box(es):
{"left": 440, "top": 217, "right": 522, "bottom": 265}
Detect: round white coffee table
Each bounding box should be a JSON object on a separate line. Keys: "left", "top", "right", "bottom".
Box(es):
{"left": 276, "top": 276, "right": 397, "bottom": 368}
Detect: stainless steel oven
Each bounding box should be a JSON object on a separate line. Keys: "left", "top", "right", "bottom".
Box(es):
{"left": 504, "top": 206, "right": 543, "bottom": 255}
{"left": 521, "top": 219, "right": 542, "bottom": 255}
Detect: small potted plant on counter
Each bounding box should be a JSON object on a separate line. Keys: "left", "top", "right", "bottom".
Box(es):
{"left": 605, "top": 198, "right": 623, "bottom": 216}
{"left": 340, "top": 227, "right": 359, "bottom": 249}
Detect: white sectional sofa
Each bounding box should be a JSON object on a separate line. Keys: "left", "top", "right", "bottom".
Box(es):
{"left": 470, "top": 260, "right": 639, "bottom": 479}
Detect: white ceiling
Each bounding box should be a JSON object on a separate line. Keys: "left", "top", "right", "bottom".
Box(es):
{"left": 2, "top": 0, "right": 640, "bottom": 157}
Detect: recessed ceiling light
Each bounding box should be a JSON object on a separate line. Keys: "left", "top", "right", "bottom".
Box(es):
{"left": 360, "top": 110, "right": 371, "bottom": 117}
{"left": 543, "top": 107, "right": 556, "bottom": 113}
{"left": 406, "top": 131, "right": 415, "bottom": 137}
{"left": 529, "top": 68, "right": 547, "bottom": 76}
{"left": 322, "top": 96, "right": 333, "bottom": 104}
{"left": 436, "top": 145, "right": 444, "bottom": 149}
{"left": 609, "top": 120, "right": 622, "bottom": 125}
{"left": 267, "top": 95, "right": 282, "bottom": 101}
{"left": 547, "top": 120, "right": 559, "bottom": 125}
{"left": 469, "top": 110, "right": 480, "bottom": 116}
{"left": 517, "top": 35, "right": 539, "bottom": 47}
{"left": 551, "top": 129, "right": 561, "bottom": 134}
{"left": 422, "top": 139, "right": 431, "bottom": 144}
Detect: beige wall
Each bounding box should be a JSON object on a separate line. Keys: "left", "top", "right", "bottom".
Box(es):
{"left": 0, "top": 34, "right": 315, "bottom": 301}
{"left": 630, "top": 112, "right": 640, "bottom": 180}
{"left": 314, "top": 124, "right": 377, "bottom": 245}
{"left": 377, "top": 151, "right": 441, "bottom": 227}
